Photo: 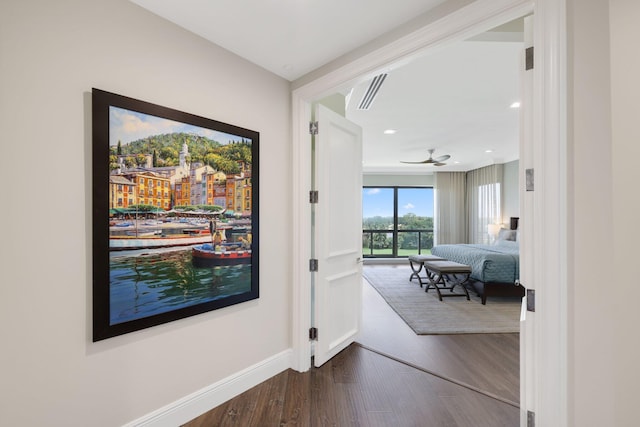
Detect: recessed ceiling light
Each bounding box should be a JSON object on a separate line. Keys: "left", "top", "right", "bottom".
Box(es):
{"left": 485, "top": 149, "right": 493, "bottom": 153}
{"left": 454, "top": 161, "right": 460, "bottom": 164}
{"left": 510, "top": 101, "right": 521, "bottom": 108}
{"left": 383, "top": 129, "right": 396, "bottom": 135}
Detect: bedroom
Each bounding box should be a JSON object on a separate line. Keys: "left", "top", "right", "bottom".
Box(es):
{"left": 344, "top": 20, "right": 523, "bottom": 291}
{"left": 335, "top": 18, "right": 525, "bottom": 404}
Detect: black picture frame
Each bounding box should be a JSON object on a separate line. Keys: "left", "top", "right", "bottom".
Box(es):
{"left": 92, "top": 88, "right": 259, "bottom": 341}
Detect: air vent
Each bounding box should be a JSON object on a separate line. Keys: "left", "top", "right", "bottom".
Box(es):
{"left": 357, "top": 73, "right": 387, "bottom": 110}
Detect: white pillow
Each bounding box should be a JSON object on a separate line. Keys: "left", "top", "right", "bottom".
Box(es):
{"left": 497, "top": 228, "right": 517, "bottom": 241}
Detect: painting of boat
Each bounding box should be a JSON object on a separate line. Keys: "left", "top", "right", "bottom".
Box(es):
{"left": 191, "top": 220, "right": 252, "bottom": 266}
{"left": 125, "top": 229, "right": 162, "bottom": 237}
{"left": 192, "top": 243, "right": 252, "bottom": 266}
{"left": 110, "top": 233, "right": 212, "bottom": 250}
{"left": 181, "top": 228, "right": 212, "bottom": 235}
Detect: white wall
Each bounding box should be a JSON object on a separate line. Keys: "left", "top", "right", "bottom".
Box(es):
{"left": 567, "top": 0, "right": 617, "bottom": 425}
{"left": 609, "top": 1, "right": 640, "bottom": 425}
{"left": 502, "top": 160, "right": 519, "bottom": 223}
{"left": 363, "top": 173, "right": 434, "bottom": 187}
{"left": 0, "top": 1, "right": 291, "bottom": 426}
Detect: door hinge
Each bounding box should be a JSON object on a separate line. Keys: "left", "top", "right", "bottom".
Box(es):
{"left": 527, "top": 289, "right": 535, "bottom": 312}
{"left": 309, "top": 259, "right": 318, "bottom": 272}
{"left": 309, "top": 327, "right": 318, "bottom": 341}
{"left": 526, "top": 168, "right": 534, "bottom": 191}
{"left": 525, "top": 46, "right": 534, "bottom": 70}
{"left": 527, "top": 410, "right": 535, "bottom": 427}
{"left": 309, "top": 121, "right": 318, "bottom": 135}
{"left": 309, "top": 190, "right": 319, "bottom": 204}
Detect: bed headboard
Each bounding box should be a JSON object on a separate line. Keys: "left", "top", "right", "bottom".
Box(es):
{"left": 510, "top": 217, "right": 519, "bottom": 230}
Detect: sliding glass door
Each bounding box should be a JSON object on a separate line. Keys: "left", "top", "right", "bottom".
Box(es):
{"left": 362, "top": 186, "right": 434, "bottom": 258}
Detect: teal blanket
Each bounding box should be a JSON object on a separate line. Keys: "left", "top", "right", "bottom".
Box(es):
{"left": 431, "top": 241, "right": 519, "bottom": 283}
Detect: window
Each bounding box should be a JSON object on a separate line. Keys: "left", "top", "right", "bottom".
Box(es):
{"left": 362, "top": 186, "right": 434, "bottom": 258}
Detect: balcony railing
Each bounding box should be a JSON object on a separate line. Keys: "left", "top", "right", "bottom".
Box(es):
{"left": 362, "top": 228, "right": 434, "bottom": 258}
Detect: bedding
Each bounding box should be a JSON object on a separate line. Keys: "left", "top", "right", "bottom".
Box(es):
{"left": 430, "top": 240, "right": 519, "bottom": 284}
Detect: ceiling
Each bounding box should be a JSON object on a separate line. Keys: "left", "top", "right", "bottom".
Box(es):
{"left": 130, "top": 0, "right": 523, "bottom": 174}
{"left": 347, "top": 36, "right": 522, "bottom": 173}
{"left": 130, "top": 0, "right": 448, "bottom": 81}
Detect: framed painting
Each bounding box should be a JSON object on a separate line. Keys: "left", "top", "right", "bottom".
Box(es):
{"left": 92, "top": 88, "right": 259, "bottom": 341}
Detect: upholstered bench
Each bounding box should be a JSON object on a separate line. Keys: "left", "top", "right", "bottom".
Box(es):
{"left": 422, "top": 260, "right": 472, "bottom": 301}
{"left": 408, "top": 254, "right": 446, "bottom": 286}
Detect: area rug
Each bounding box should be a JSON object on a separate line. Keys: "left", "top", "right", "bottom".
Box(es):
{"left": 362, "top": 265, "right": 521, "bottom": 334}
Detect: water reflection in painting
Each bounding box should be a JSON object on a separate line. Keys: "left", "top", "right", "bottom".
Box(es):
{"left": 109, "top": 248, "right": 251, "bottom": 325}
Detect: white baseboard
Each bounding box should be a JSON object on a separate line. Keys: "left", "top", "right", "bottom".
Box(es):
{"left": 123, "top": 349, "right": 293, "bottom": 427}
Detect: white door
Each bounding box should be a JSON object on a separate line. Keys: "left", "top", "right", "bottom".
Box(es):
{"left": 519, "top": 13, "right": 536, "bottom": 426}
{"left": 312, "top": 104, "right": 363, "bottom": 367}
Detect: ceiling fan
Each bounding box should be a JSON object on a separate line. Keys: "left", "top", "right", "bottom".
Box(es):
{"left": 401, "top": 149, "right": 450, "bottom": 166}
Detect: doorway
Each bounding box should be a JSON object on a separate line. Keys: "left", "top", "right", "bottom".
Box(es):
{"left": 350, "top": 18, "right": 523, "bottom": 400}
{"left": 292, "top": 0, "right": 568, "bottom": 425}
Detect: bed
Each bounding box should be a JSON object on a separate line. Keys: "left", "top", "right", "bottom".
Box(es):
{"left": 430, "top": 233, "right": 524, "bottom": 304}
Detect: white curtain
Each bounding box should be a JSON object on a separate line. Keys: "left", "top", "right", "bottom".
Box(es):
{"left": 434, "top": 172, "right": 467, "bottom": 245}
{"left": 467, "top": 164, "right": 503, "bottom": 244}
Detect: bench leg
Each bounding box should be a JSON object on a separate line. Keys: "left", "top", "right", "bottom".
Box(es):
{"left": 409, "top": 260, "right": 436, "bottom": 288}
{"left": 408, "top": 260, "right": 424, "bottom": 284}
{"left": 424, "top": 273, "right": 445, "bottom": 301}
{"left": 424, "top": 272, "right": 470, "bottom": 301}
{"left": 443, "top": 273, "right": 471, "bottom": 300}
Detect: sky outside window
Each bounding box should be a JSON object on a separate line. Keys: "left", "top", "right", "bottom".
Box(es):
{"left": 398, "top": 188, "right": 434, "bottom": 218}
{"left": 362, "top": 187, "right": 433, "bottom": 219}
{"left": 362, "top": 188, "right": 394, "bottom": 218}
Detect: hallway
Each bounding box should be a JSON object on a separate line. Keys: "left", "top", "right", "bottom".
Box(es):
{"left": 184, "top": 269, "right": 520, "bottom": 426}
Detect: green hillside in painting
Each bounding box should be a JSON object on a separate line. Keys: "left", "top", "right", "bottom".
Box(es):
{"left": 109, "top": 132, "right": 251, "bottom": 174}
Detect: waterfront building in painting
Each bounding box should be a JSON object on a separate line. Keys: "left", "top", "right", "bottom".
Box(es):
{"left": 213, "top": 181, "right": 227, "bottom": 208}
{"left": 121, "top": 171, "right": 171, "bottom": 210}
{"left": 225, "top": 177, "right": 235, "bottom": 212}
{"left": 241, "top": 171, "right": 252, "bottom": 213}
{"left": 109, "top": 139, "right": 251, "bottom": 211}
{"left": 109, "top": 175, "right": 137, "bottom": 209}
{"left": 238, "top": 162, "right": 252, "bottom": 214}
{"left": 173, "top": 176, "right": 191, "bottom": 207}
{"left": 224, "top": 171, "right": 252, "bottom": 215}
{"left": 203, "top": 170, "right": 227, "bottom": 206}
{"left": 189, "top": 163, "right": 215, "bottom": 206}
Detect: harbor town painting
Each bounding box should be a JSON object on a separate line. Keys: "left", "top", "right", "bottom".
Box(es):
{"left": 92, "top": 89, "right": 259, "bottom": 341}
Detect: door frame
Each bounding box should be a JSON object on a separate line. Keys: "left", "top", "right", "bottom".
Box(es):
{"left": 291, "top": 0, "right": 567, "bottom": 425}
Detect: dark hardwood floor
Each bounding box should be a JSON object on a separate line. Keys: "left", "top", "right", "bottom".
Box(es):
{"left": 184, "top": 266, "right": 520, "bottom": 426}
{"left": 357, "top": 265, "right": 519, "bottom": 405}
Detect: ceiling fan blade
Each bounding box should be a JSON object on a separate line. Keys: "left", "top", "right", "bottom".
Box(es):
{"left": 434, "top": 154, "right": 450, "bottom": 162}
{"left": 400, "top": 160, "right": 431, "bottom": 164}
{"left": 434, "top": 162, "right": 446, "bottom": 166}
